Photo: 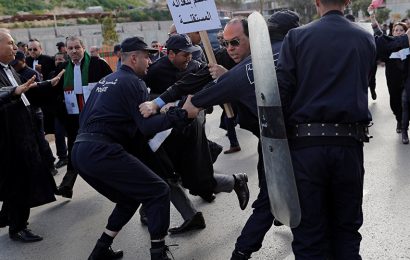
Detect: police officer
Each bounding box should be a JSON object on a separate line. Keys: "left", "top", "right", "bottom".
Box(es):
{"left": 71, "top": 37, "right": 189, "bottom": 260}
{"left": 276, "top": 0, "right": 375, "bottom": 258}
{"left": 181, "top": 13, "right": 300, "bottom": 259}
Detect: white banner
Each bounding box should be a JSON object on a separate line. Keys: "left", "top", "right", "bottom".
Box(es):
{"left": 167, "top": 0, "right": 222, "bottom": 33}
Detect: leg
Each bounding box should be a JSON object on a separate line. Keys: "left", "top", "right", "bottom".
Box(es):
{"left": 213, "top": 173, "right": 249, "bottom": 210}
{"left": 401, "top": 90, "right": 409, "bottom": 144}
{"left": 34, "top": 108, "right": 56, "bottom": 173}
{"left": 54, "top": 115, "right": 68, "bottom": 168}
{"left": 368, "top": 63, "right": 377, "bottom": 100}
{"left": 329, "top": 145, "right": 364, "bottom": 260}
{"left": 224, "top": 115, "right": 241, "bottom": 154}
{"left": 291, "top": 146, "right": 330, "bottom": 260}
{"left": 57, "top": 114, "right": 79, "bottom": 195}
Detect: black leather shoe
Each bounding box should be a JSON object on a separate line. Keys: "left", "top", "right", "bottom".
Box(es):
{"left": 55, "top": 186, "right": 73, "bottom": 199}
{"left": 199, "top": 193, "right": 216, "bottom": 203}
{"left": 402, "top": 131, "right": 409, "bottom": 144}
{"left": 168, "top": 212, "right": 206, "bottom": 234}
{"left": 224, "top": 146, "right": 241, "bottom": 154}
{"left": 0, "top": 217, "right": 8, "bottom": 228}
{"left": 89, "top": 241, "right": 123, "bottom": 260}
{"left": 150, "top": 245, "right": 172, "bottom": 260}
{"left": 10, "top": 229, "right": 43, "bottom": 243}
{"left": 139, "top": 207, "right": 148, "bottom": 226}
{"left": 370, "top": 89, "right": 377, "bottom": 100}
{"left": 55, "top": 158, "right": 68, "bottom": 169}
{"left": 231, "top": 250, "right": 250, "bottom": 260}
{"left": 233, "top": 173, "right": 249, "bottom": 210}
{"left": 396, "top": 122, "right": 402, "bottom": 133}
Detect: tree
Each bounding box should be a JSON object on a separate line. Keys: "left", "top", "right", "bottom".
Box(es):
{"left": 375, "top": 8, "right": 391, "bottom": 23}
{"left": 276, "top": 0, "right": 316, "bottom": 23}
{"left": 101, "top": 15, "right": 118, "bottom": 46}
{"left": 350, "top": 0, "right": 371, "bottom": 17}
{"left": 406, "top": 9, "right": 410, "bottom": 18}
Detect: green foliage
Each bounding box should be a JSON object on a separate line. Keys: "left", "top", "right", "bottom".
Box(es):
{"left": 276, "top": 0, "right": 316, "bottom": 23}
{"left": 351, "top": 0, "right": 371, "bottom": 17}
{"left": 101, "top": 16, "right": 119, "bottom": 46}
{"left": 0, "top": 0, "right": 51, "bottom": 14}
{"left": 0, "top": 0, "right": 145, "bottom": 15}
{"left": 407, "top": 9, "right": 410, "bottom": 18}
{"left": 375, "top": 8, "right": 391, "bottom": 23}
{"left": 127, "top": 8, "right": 172, "bottom": 22}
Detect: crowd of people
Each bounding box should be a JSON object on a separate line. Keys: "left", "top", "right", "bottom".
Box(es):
{"left": 1, "top": 0, "right": 410, "bottom": 259}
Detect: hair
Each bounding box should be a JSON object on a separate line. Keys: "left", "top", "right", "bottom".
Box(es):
{"left": 65, "top": 35, "right": 85, "bottom": 48}
{"left": 320, "top": 0, "right": 346, "bottom": 5}
{"left": 226, "top": 17, "right": 249, "bottom": 37}
{"left": 29, "top": 38, "right": 42, "bottom": 48}
{"left": 393, "top": 22, "right": 408, "bottom": 32}
{"left": 121, "top": 50, "right": 146, "bottom": 62}
{"left": 344, "top": 14, "right": 355, "bottom": 22}
{"left": 151, "top": 40, "right": 159, "bottom": 44}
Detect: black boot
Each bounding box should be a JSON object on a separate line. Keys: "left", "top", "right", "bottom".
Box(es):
{"left": 396, "top": 122, "right": 402, "bottom": 133}
{"left": 402, "top": 130, "right": 409, "bottom": 144}
{"left": 88, "top": 241, "right": 123, "bottom": 260}
{"left": 231, "top": 250, "right": 250, "bottom": 260}
{"left": 150, "top": 245, "right": 172, "bottom": 260}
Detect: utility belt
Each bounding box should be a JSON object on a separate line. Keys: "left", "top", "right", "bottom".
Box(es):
{"left": 75, "top": 133, "right": 115, "bottom": 144}
{"left": 288, "top": 123, "right": 371, "bottom": 142}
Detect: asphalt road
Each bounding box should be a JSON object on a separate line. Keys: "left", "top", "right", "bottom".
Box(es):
{"left": 1, "top": 65, "right": 410, "bottom": 259}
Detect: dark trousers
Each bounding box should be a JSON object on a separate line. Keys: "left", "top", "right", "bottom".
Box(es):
{"left": 291, "top": 145, "right": 364, "bottom": 260}
{"left": 0, "top": 189, "right": 30, "bottom": 235}
{"left": 34, "top": 108, "right": 55, "bottom": 168}
{"left": 54, "top": 115, "right": 68, "bottom": 160}
{"left": 225, "top": 115, "right": 239, "bottom": 147}
{"left": 72, "top": 142, "right": 170, "bottom": 239}
{"left": 59, "top": 114, "right": 79, "bottom": 189}
{"left": 235, "top": 142, "right": 274, "bottom": 255}
{"left": 402, "top": 89, "right": 410, "bottom": 130}
{"left": 368, "top": 63, "right": 377, "bottom": 92}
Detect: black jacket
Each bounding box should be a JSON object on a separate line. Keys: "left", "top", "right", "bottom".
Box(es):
{"left": 26, "top": 54, "right": 56, "bottom": 80}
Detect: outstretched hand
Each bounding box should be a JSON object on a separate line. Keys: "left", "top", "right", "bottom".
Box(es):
{"left": 51, "top": 69, "right": 65, "bottom": 86}
{"left": 139, "top": 101, "right": 159, "bottom": 118}
{"left": 14, "top": 75, "right": 36, "bottom": 95}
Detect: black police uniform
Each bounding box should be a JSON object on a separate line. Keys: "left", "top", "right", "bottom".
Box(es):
{"left": 277, "top": 11, "right": 376, "bottom": 259}
{"left": 71, "top": 65, "right": 189, "bottom": 240}
{"left": 190, "top": 51, "right": 276, "bottom": 258}
{"left": 144, "top": 56, "right": 221, "bottom": 199}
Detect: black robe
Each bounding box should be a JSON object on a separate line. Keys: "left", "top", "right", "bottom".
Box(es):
{"left": 0, "top": 68, "right": 56, "bottom": 207}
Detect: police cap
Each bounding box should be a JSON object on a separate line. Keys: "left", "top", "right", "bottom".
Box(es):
{"left": 121, "top": 36, "right": 157, "bottom": 53}
{"left": 267, "top": 10, "right": 300, "bottom": 35}
{"left": 165, "top": 34, "right": 197, "bottom": 53}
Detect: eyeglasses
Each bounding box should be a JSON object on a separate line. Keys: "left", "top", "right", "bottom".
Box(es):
{"left": 222, "top": 38, "right": 240, "bottom": 48}
{"left": 28, "top": 48, "right": 38, "bottom": 51}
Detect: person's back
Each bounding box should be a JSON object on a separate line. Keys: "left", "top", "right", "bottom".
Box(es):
{"left": 279, "top": 12, "right": 375, "bottom": 125}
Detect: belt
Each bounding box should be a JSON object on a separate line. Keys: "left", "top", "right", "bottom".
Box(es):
{"left": 75, "top": 133, "right": 115, "bottom": 144}
{"left": 288, "top": 123, "right": 370, "bottom": 142}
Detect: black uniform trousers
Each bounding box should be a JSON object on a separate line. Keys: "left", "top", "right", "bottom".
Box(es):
{"left": 0, "top": 189, "right": 30, "bottom": 235}
{"left": 234, "top": 142, "right": 274, "bottom": 255}
{"left": 290, "top": 144, "right": 364, "bottom": 260}
{"left": 72, "top": 142, "right": 170, "bottom": 239}
{"left": 59, "top": 114, "right": 80, "bottom": 189}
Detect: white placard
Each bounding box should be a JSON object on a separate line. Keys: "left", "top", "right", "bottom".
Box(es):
{"left": 64, "top": 90, "right": 80, "bottom": 115}
{"left": 167, "top": 0, "right": 221, "bottom": 33}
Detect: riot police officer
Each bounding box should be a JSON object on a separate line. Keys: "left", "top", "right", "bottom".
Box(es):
{"left": 71, "top": 37, "right": 190, "bottom": 260}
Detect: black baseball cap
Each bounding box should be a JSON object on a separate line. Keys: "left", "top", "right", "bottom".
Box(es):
{"left": 113, "top": 44, "right": 121, "bottom": 53}
{"left": 267, "top": 10, "right": 300, "bottom": 35}
{"left": 165, "top": 34, "right": 197, "bottom": 53}
{"left": 120, "top": 36, "right": 157, "bottom": 53}
{"left": 10, "top": 51, "right": 25, "bottom": 66}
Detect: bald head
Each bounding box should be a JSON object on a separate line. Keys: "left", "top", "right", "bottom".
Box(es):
{"left": 223, "top": 18, "right": 250, "bottom": 63}
{"left": 0, "top": 29, "right": 17, "bottom": 64}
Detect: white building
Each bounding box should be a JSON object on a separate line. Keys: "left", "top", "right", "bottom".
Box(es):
{"left": 385, "top": 0, "right": 410, "bottom": 18}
